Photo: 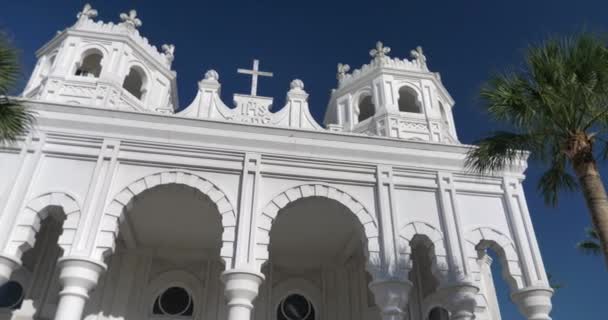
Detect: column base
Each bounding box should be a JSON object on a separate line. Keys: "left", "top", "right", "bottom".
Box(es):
{"left": 512, "top": 286, "right": 554, "bottom": 320}
{"left": 221, "top": 268, "right": 265, "bottom": 320}
{"left": 53, "top": 257, "right": 106, "bottom": 320}
{"left": 0, "top": 254, "right": 21, "bottom": 286}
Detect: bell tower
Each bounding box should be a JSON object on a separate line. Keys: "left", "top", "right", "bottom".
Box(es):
{"left": 324, "top": 42, "right": 458, "bottom": 143}
{"left": 22, "top": 4, "right": 178, "bottom": 113}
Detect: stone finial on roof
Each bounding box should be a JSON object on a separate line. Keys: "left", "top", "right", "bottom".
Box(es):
{"left": 76, "top": 4, "right": 98, "bottom": 22}
{"left": 337, "top": 63, "right": 350, "bottom": 81}
{"left": 120, "top": 9, "right": 142, "bottom": 29}
{"left": 410, "top": 46, "right": 428, "bottom": 70}
{"left": 204, "top": 70, "right": 219, "bottom": 81}
{"left": 161, "top": 44, "right": 175, "bottom": 65}
{"left": 290, "top": 79, "right": 305, "bottom": 92}
{"left": 369, "top": 41, "right": 391, "bottom": 59}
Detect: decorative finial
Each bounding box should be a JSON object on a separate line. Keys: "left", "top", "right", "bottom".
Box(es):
{"left": 290, "top": 79, "right": 305, "bottom": 91}
{"left": 410, "top": 46, "right": 428, "bottom": 70}
{"left": 369, "top": 41, "right": 391, "bottom": 59}
{"left": 161, "top": 44, "right": 175, "bottom": 65}
{"left": 337, "top": 63, "right": 350, "bottom": 81}
{"left": 120, "top": 9, "right": 142, "bottom": 29}
{"left": 76, "top": 3, "right": 97, "bottom": 21}
{"left": 204, "top": 70, "right": 219, "bottom": 81}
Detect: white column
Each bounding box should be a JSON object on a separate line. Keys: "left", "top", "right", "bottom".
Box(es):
{"left": 369, "top": 278, "right": 413, "bottom": 320}
{"left": 53, "top": 258, "right": 105, "bottom": 320}
{"left": 439, "top": 282, "right": 479, "bottom": 320}
{"left": 512, "top": 286, "right": 554, "bottom": 320}
{"left": 0, "top": 254, "right": 20, "bottom": 286}
{"left": 221, "top": 269, "right": 264, "bottom": 320}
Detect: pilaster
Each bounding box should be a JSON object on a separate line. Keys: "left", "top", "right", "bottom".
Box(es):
{"left": 502, "top": 177, "right": 540, "bottom": 286}
{"left": 436, "top": 172, "right": 469, "bottom": 282}
{"left": 0, "top": 134, "right": 45, "bottom": 252}
{"left": 77, "top": 139, "right": 120, "bottom": 257}
{"left": 374, "top": 165, "right": 401, "bottom": 278}
{"left": 236, "top": 152, "right": 262, "bottom": 270}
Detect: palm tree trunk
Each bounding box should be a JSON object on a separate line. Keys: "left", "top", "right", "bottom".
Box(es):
{"left": 574, "top": 158, "right": 608, "bottom": 269}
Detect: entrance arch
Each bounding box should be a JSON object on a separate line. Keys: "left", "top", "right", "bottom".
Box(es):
{"left": 93, "top": 170, "right": 237, "bottom": 267}
{"left": 255, "top": 183, "right": 380, "bottom": 270}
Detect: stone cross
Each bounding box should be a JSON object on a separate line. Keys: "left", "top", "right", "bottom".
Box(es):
{"left": 369, "top": 41, "right": 391, "bottom": 59}
{"left": 77, "top": 3, "right": 98, "bottom": 21}
{"left": 410, "top": 46, "right": 427, "bottom": 69}
{"left": 120, "top": 9, "right": 142, "bottom": 29}
{"left": 337, "top": 63, "right": 350, "bottom": 80}
{"left": 237, "top": 59, "right": 273, "bottom": 97}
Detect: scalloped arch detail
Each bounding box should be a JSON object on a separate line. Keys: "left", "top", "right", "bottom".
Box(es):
{"left": 93, "top": 170, "right": 237, "bottom": 267}
{"left": 4, "top": 191, "right": 82, "bottom": 259}
{"left": 255, "top": 183, "right": 380, "bottom": 270}
{"left": 465, "top": 227, "right": 524, "bottom": 290}
{"left": 398, "top": 221, "right": 449, "bottom": 283}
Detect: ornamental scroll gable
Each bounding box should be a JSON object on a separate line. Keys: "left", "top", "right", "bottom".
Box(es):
{"left": 179, "top": 71, "right": 323, "bottom": 131}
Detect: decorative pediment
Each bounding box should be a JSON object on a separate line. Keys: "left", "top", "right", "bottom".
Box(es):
{"left": 179, "top": 70, "right": 323, "bottom": 131}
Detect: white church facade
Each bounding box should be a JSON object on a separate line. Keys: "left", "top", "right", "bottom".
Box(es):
{"left": 0, "top": 4, "right": 554, "bottom": 320}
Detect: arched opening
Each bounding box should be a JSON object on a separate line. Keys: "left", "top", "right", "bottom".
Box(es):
{"left": 358, "top": 95, "right": 375, "bottom": 123}
{"left": 398, "top": 86, "right": 421, "bottom": 113}
{"left": 266, "top": 196, "right": 371, "bottom": 320}
{"left": 90, "top": 183, "right": 223, "bottom": 320}
{"left": 438, "top": 101, "right": 449, "bottom": 124}
{"left": 75, "top": 51, "right": 103, "bottom": 78}
{"left": 122, "top": 67, "right": 146, "bottom": 100}
{"left": 407, "top": 236, "right": 442, "bottom": 319}
{"left": 1, "top": 207, "right": 65, "bottom": 319}
{"left": 475, "top": 243, "right": 517, "bottom": 320}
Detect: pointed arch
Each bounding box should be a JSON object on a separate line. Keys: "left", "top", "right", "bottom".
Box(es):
{"left": 465, "top": 227, "right": 524, "bottom": 291}
{"left": 3, "top": 191, "right": 82, "bottom": 259}
{"left": 93, "top": 170, "right": 237, "bottom": 267}
{"left": 256, "top": 183, "right": 380, "bottom": 270}
{"left": 398, "top": 221, "right": 449, "bottom": 284}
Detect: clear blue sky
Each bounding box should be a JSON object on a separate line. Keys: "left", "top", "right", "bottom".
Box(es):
{"left": 2, "top": 1, "right": 607, "bottom": 318}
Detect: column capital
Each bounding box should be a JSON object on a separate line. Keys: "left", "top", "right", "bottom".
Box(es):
{"left": 437, "top": 282, "right": 479, "bottom": 320}
{"left": 0, "top": 254, "right": 21, "bottom": 286}
{"left": 56, "top": 257, "right": 106, "bottom": 299}
{"left": 369, "top": 278, "right": 413, "bottom": 320}
{"left": 221, "top": 268, "right": 265, "bottom": 309}
{"left": 511, "top": 286, "right": 554, "bottom": 320}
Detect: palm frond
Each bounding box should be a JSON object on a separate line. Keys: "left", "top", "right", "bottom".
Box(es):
{"left": 576, "top": 240, "right": 602, "bottom": 255}
{"left": 465, "top": 131, "right": 541, "bottom": 173}
{"left": 537, "top": 153, "right": 578, "bottom": 206}
{"left": 0, "top": 98, "right": 35, "bottom": 144}
{"left": 0, "top": 32, "right": 19, "bottom": 95}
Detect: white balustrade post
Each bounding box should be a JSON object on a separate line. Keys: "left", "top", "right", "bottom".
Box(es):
{"left": 512, "top": 286, "right": 554, "bottom": 320}
{"left": 53, "top": 258, "right": 105, "bottom": 320}
{"left": 0, "top": 254, "right": 20, "bottom": 286}
{"left": 369, "top": 278, "right": 413, "bottom": 320}
{"left": 221, "top": 268, "right": 264, "bottom": 320}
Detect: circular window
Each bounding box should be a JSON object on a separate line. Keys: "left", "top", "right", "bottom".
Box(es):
{"left": 277, "top": 294, "right": 315, "bottom": 320}
{"left": 153, "top": 286, "right": 193, "bottom": 316}
{"left": 0, "top": 281, "right": 24, "bottom": 310}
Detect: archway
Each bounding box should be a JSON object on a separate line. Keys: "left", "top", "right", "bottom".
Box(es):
{"left": 88, "top": 171, "right": 238, "bottom": 320}
{"left": 398, "top": 222, "right": 450, "bottom": 319}
{"left": 465, "top": 227, "right": 526, "bottom": 319}
{"left": 1, "top": 204, "right": 69, "bottom": 319}
{"left": 259, "top": 190, "right": 376, "bottom": 320}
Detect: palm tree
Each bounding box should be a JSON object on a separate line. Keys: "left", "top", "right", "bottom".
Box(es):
{"left": 577, "top": 227, "right": 601, "bottom": 255}
{"left": 0, "top": 32, "right": 34, "bottom": 145}
{"left": 465, "top": 33, "right": 608, "bottom": 268}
